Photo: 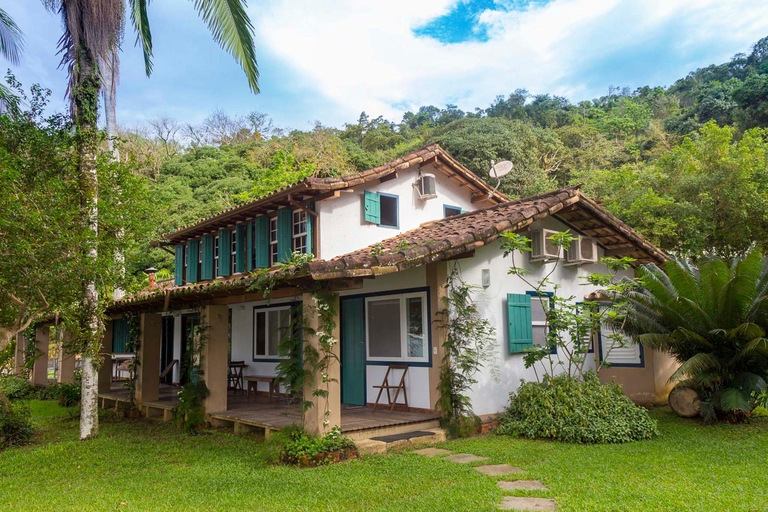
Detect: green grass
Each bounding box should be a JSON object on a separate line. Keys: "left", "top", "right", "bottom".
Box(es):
{"left": 0, "top": 403, "right": 766, "bottom": 511}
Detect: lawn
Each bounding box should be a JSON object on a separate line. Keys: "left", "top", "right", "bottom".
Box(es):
{"left": 0, "top": 402, "right": 766, "bottom": 512}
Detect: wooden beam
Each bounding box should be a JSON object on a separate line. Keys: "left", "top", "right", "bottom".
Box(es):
{"left": 604, "top": 246, "right": 638, "bottom": 257}
{"left": 471, "top": 193, "right": 490, "bottom": 204}
{"left": 419, "top": 156, "right": 437, "bottom": 166}
{"left": 379, "top": 172, "right": 397, "bottom": 183}
{"left": 288, "top": 194, "right": 318, "bottom": 218}
{"left": 447, "top": 250, "right": 475, "bottom": 261}
{"left": 328, "top": 278, "right": 364, "bottom": 291}
{"left": 316, "top": 190, "right": 341, "bottom": 201}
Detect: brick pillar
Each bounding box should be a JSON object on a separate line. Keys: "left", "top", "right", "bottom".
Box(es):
{"left": 427, "top": 261, "right": 449, "bottom": 411}
{"left": 32, "top": 325, "right": 50, "bottom": 386}
{"left": 98, "top": 320, "right": 114, "bottom": 394}
{"left": 200, "top": 305, "right": 229, "bottom": 414}
{"left": 302, "top": 293, "right": 341, "bottom": 436}
{"left": 13, "top": 333, "right": 25, "bottom": 377}
{"left": 57, "top": 329, "right": 76, "bottom": 384}
{"left": 136, "top": 313, "right": 162, "bottom": 408}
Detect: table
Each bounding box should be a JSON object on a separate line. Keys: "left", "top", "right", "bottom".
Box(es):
{"left": 244, "top": 376, "right": 278, "bottom": 399}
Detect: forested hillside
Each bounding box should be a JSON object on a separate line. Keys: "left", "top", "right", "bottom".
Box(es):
{"left": 126, "top": 36, "right": 768, "bottom": 276}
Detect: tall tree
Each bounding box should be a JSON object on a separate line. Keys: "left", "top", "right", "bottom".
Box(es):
{"left": 42, "top": 0, "right": 260, "bottom": 440}
{"left": 0, "top": 7, "right": 24, "bottom": 106}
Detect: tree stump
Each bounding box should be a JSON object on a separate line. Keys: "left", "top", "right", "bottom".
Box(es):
{"left": 668, "top": 385, "right": 701, "bottom": 418}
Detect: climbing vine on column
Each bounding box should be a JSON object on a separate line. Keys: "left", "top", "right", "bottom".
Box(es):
{"left": 176, "top": 308, "right": 210, "bottom": 433}
{"left": 125, "top": 313, "right": 141, "bottom": 412}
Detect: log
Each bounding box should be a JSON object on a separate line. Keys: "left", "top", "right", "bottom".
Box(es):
{"left": 668, "top": 385, "right": 701, "bottom": 418}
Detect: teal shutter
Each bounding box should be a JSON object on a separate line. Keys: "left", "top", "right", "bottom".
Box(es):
{"left": 255, "top": 217, "right": 269, "bottom": 268}
{"left": 246, "top": 221, "right": 254, "bottom": 271}
{"left": 112, "top": 319, "right": 130, "bottom": 353}
{"left": 174, "top": 245, "right": 184, "bottom": 286}
{"left": 364, "top": 191, "right": 380, "bottom": 223}
{"left": 201, "top": 235, "right": 214, "bottom": 280}
{"left": 186, "top": 240, "right": 199, "bottom": 283}
{"left": 236, "top": 225, "right": 246, "bottom": 273}
{"left": 277, "top": 209, "right": 292, "bottom": 263}
{"left": 508, "top": 293, "right": 533, "bottom": 353}
{"left": 218, "top": 229, "right": 231, "bottom": 277}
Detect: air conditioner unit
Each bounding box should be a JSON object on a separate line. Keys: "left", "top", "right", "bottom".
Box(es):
{"left": 415, "top": 173, "right": 437, "bottom": 200}
{"left": 564, "top": 236, "right": 598, "bottom": 265}
{"left": 529, "top": 229, "right": 561, "bottom": 262}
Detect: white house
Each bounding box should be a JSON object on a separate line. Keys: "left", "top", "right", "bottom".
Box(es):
{"left": 93, "top": 144, "right": 675, "bottom": 438}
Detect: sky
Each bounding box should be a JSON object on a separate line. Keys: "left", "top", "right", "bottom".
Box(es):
{"left": 5, "top": 0, "right": 768, "bottom": 131}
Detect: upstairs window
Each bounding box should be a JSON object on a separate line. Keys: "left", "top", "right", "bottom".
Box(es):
{"left": 292, "top": 210, "right": 308, "bottom": 253}
{"left": 363, "top": 191, "right": 398, "bottom": 228}
{"left": 269, "top": 216, "right": 278, "bottom": 266}
{"left": 444, "top": 205, "right": 463, "bottom": 217}
{"left": 214, "top": 234, "right": 220, "bottom": 277}
{"left": 230, "top": 228, "right": 238, "bottom": 274}
{"left": 253, "top": 305, "right": 293, "bottom": 359}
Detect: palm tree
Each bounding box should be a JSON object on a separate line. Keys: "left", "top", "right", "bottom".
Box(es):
{"left": 0, "top": 7, "right": 24, "bottom": 106}
{"left": 624, "top": 250, "right": 768, "bottom": 422}
{"left": 42, "top": 0, "right": 260, "bottom": 439}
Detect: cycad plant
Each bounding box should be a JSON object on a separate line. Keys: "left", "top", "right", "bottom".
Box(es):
{"left": 625, "top": 250, "right": 768, "bottom": 422}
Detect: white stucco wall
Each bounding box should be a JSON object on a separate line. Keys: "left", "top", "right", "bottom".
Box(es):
{"left": 316, "top": 162, "right": 487, "bottom": 260}
{"left": 456, "top": 216, "right": 634, "bottom": 416}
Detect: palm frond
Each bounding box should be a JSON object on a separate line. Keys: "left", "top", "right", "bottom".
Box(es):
{"left": 719, "top": 387, "right": 751, "bottom": 413}
{"left": 128, "top": 0, "right": 153, "bottom": 76}
{"left": 0, "top": 7, "right": 24, "bottom": 64}
{"left": 735, "top": 372, "right": 767, "bottom": 395}
{"left": 670, "top": 352, "right": 720, "bottom": 383}
{"left": 191, "top": 0, "right": 259, "bottom": 93}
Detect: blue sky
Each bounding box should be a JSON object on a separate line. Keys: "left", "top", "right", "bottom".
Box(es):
{"left": 5, "top": 0, "right": 768, "bottom": 131}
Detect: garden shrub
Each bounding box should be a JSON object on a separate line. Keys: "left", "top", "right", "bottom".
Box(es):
{"left": 496, "top": 372, "right": 659, "bottom": 443}
{"left": 55, "top": 380, "right": 82, "bottom": 407}
{"left": 0, "top": 399, "right": 34, "bottom": 449}
{"left": 267, "top": 425, "right": 357, "bottom": 466}
{"left": 0, "top": 376, "right": 35, "bottom": 401}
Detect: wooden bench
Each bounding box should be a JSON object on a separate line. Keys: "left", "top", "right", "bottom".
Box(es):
{"left": 244, "top": 376, "right": 278, "bottom": 399}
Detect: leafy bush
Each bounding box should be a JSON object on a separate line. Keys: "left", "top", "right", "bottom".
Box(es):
{"left": 0, "top": 376, "right": 35, "bottom": 401}
{"left": 0, "top": 400, "right": 34, "bottom": 449}
{"left": 267, "top": 425, "right": 357, "bottom": 466}
{"left": 55, "top": 381, "right": 82, "bottom": 407}
{"left": 496, "top": 373, "right": 659, "bottom": 443}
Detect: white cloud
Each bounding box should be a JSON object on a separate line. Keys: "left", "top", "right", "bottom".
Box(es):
{"left": 253, "top": 0, "right": 768, "bottom": 124}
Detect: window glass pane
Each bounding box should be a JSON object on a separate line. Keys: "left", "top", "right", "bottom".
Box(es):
{"left": 406, "top": 297, "right": 424, "bottom": 358}
{"left": 255, "top": 312, "right": 266, "bottom": 356}
{"left": 533, "top": 325, "right": 547, "bottom": 346}
{"left": 268, "top": 310, "right": 281, "bottom": 356}
{"left": 445, "top": 206, "right": 461, "bottom": 217}
{"left": 379, "top": 195, "right": 397, "bottom": 227}
{"left": 368, "top": 298, "right": 401, "bottom": 358}
{"left": 531, "top": 296, "right": 548, "bottom": 322}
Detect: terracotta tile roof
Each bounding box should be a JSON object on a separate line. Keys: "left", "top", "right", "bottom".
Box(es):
{"left": 159, "top": 144, "right": 509, "bottom": 244}
{"left": 109, "top": 186, "right": 667, "bottom": 312}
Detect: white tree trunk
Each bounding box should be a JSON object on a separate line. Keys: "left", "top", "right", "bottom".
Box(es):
{"left": 79, "top": 353, "right": 99, "bottom": 439}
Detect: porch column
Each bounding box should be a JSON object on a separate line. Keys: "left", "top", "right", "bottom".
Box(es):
{"left": 98, "top": 320, "right": 114, "bottom": 394}
{"left": 427, "top": 261, "right": 449, "bottom": 411}
{"left": 57, "top": 329, "right": 76, "bottom": 384}
{"left": 136, "top": 313, "right": 162, "bottom": 408}
{"left": 302, "top": 292, "right": 341, "bottom": 436}
{"left": 201, "top": 304, "right": 229, "bottom": 414}
{"left": 31, "top": 324, "right": 50, "bottom": 386}
{"left": 13, "top": 333, "right": 25, "bottom": 377}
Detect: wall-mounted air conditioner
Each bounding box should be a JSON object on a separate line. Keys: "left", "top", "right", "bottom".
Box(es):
{"left": 564, "top": 236, "right": 598, "bottom": 265}
{"left": 415, "top": 173, "right": 437, "bottom": 200}
{"left": 529, "top": 229, "right": 561, "bottom": 262}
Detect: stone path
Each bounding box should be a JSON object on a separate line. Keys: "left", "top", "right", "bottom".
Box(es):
{"left": 414, "top": 446, "right": 557, "bottom": 511}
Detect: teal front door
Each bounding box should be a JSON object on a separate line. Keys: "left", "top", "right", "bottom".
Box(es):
{"left": 341, "top": 298, "right": 366, "bottom": 406}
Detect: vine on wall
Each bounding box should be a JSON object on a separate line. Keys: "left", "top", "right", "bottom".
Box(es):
{"left": 124, "top": 313, "right": 141, "bottom": 411}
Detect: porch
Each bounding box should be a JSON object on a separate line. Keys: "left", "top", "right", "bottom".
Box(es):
{"left": 97, "top": 385, "right": 440, "bottom": 440}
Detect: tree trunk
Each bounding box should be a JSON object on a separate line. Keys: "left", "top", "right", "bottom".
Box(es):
{"left": 73, "top": 54, "right": 102, "bottom": 441}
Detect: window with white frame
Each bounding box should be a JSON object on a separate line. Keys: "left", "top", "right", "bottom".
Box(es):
{"left": 530, "top": 292, "right": 557, "bottom": 353}
{"left": 253, "top": 305, "right": 293, "bottom": 359}
{"left": 366, "top": 292, "right": 428, "bottom": 362}
{"left": 292, "top": 210, "right": 308, "bottom": 254}
{"left": 214, "top": 234, "right": 220, "bottom": 276}
{"left": 269, "top": 216, "right": 278, "bottom": 266}
{"left": 230, "top": 228, "right": 238, "bottom": 274}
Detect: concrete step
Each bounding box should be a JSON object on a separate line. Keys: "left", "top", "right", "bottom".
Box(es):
{"left": 346, "top": 419, "right": 441, "bottom": 442}
{"left": 356, "top": 428, "right": 446, "bottom": 455}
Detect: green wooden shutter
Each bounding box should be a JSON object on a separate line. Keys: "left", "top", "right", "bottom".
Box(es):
{"left": 186, "top": 240, "right": 199, "bottom": 283}
{"left": 201, "top": 235, "right": 214, "bottom": 280}
{"left": 254, "top": 217, "right": 269, "bottom": 268}
{"left": 174, "top": 245, "right": 184, "bottom": 286}
{"left": 363, "top": 191, "right": 380, "bottom": 223}
{"left": 277, "top": 209, "right": 292, "bottom": 263}
{"left": 112, "top": 318, "right": 130, "bottom": 353}
{"left": 246, "top": 221, "right": 254, "bottom": 271}
{"left": 236, "top": 225, "right": 246, "bottom": 273}
{"left": 218, "top": 229, "right": 231, "bottom": 277}
{"left": 508, "top": 293, "right": 533, "bottom": 353}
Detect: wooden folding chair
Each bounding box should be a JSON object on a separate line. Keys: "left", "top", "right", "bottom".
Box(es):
{"left": 372, "top": 364, "right": 408, "bottom": 412}
{"left": 159, "top": 359, "right": 178, "bottom": 384}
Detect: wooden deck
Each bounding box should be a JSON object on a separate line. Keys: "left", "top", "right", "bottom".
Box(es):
{"left": 98, "top": 386, "right": 440, "bottom": 438}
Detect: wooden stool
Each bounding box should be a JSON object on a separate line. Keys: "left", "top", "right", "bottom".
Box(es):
{"left": 245, "top": 376, "right": 278, "bottom": 399}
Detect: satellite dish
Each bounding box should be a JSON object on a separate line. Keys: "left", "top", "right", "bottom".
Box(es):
{"left": 490, "top": 160, "right": 513, "bottom": 179}
{"left": 487, "top": 160, "right": 513, "bottom": 199}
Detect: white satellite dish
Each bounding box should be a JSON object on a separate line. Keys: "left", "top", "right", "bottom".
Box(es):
{"left": 488, "top": 160, "right": 513, "bottom": 199}
{"left": 490, "top": 160, "right": 514, "bottom": 179}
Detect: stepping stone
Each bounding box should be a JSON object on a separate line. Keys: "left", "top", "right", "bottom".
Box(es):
{"left": 498, "top": 480, "right": 549, "bottom": 491}
{"left": 445, "top": 453, "right": 489, "bottom": 464}
{"left": 413, "top": 447, "right": 452, "bottom": 457}
{"left": 499, "top": 497, "right": 557, "bottom": 511}
{"left": 475, "top": 464, "right": 525, "bottom": 476}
